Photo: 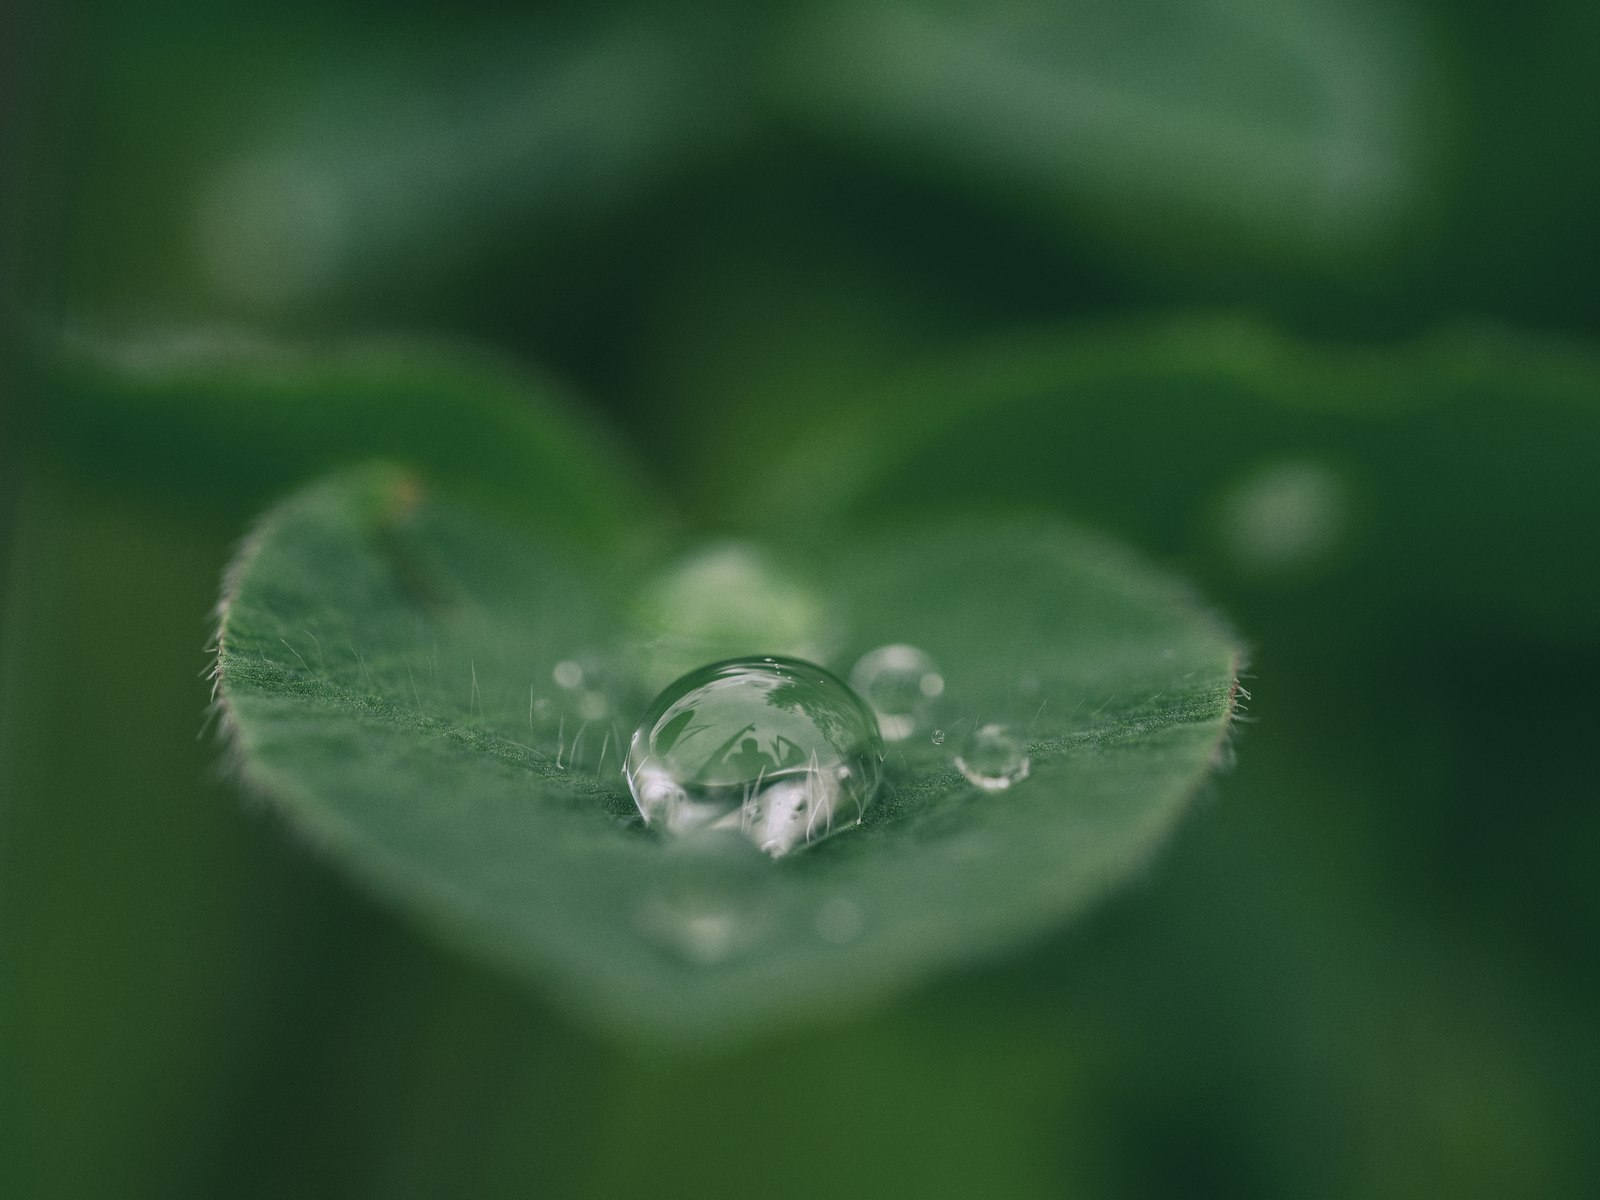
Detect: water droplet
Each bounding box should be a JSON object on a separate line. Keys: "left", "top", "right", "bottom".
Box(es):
{"left": 954, "top": 724, "right": 1031, "bottom": 792}
{"left": 553, "top": 660, "right": 584, "bottom": 690}
{"left": 931, "top": 729, "right": 946, "bottom": 745}
{"left": 849, "top": 644, "right": 944, "bottom": 742}
{"left": 625, "top": 656, "right": 884, "bottom": 858}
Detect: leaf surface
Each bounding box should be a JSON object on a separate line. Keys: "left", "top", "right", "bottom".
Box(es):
{"left": 217, "top": 466, "right": 1241, "bottom": 1040}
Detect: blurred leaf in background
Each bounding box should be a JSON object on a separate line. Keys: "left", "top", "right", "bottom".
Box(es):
{"left": 3, "top": 0, "right": 1598, "bottom": 1197}
{"left": 779, "top": 0, "right": 1438, "bottom": 270}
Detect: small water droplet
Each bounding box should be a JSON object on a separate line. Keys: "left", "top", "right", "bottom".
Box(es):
{"left": 954, "top": 724, "right": 1031, "bottom": 792}
{"left": 553, "top": 660, "right": 584, "bottom": 690}
{"left": 849, "top": 644, "right": 944, "bottom": 742}
{"left": 931, "top": 729, "right": 946, "bottom": 745}
{"left": 625, "top": 656, "right": 884, "bottom": 858}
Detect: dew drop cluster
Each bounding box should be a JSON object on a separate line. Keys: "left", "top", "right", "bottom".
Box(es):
{"left": 623, "top": 645, "right": 1037, "bottom": 862}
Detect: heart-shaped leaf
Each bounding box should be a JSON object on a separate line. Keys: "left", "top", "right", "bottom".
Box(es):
{"left": 216, "top": 465, "right": 1241, "bottom": 1041}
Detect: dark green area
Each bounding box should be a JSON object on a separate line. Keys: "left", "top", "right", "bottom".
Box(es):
{"left": 4, "top": 1, "right": 1598, "bottom": 1197}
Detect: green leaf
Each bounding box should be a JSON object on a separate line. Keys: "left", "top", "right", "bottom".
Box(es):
{"left": 777, "top": 0, "right": 1436, "bottom": 265}
{"left": 215, "top": 465, "right": 1241, "bottom": 1042}
{"left": 731, "top": 316, "right": 1600, "bottom": 647}
{"left": 30, "top": 10, "right": 738, "bottom": 319}
{"left": 16, "top": 331, "right": 651, "bottom": 543}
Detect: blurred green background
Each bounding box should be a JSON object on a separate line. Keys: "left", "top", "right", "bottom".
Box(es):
{"left": 3, "top": 1, "right": 1598, "bottom": 1197}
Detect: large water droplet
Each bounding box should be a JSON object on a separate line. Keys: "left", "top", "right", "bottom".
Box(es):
{"left": 625, "top": 656, "right": 884, "bottom": 858}
{"left": 954, "top": 724, "right": 1031, "bottom": 791}
{"left": 849, "top": 643, "right": 944, "bottom": 742}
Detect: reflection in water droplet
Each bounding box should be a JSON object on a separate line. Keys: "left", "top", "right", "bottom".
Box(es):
{"left": 955, "top": 724, "right": 1031, "bottom": 791}
{"left": 625, "top": 656, "right": 884, "bottom": 858}
{"left": 849, "top": 644, "right": 944, "bottom": 742}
